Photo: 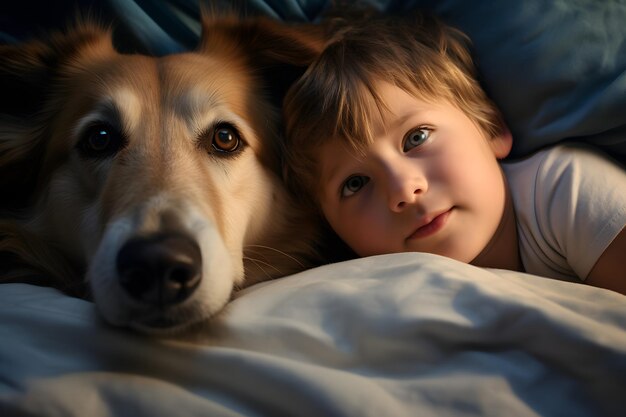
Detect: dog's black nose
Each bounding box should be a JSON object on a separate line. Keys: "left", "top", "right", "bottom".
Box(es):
{"left": 116, "top": 234, "right": 202, "bottom": 307}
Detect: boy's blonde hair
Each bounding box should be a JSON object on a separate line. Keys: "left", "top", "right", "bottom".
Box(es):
{"left": 283, "top": 10, "right": 505, "bottom": 209}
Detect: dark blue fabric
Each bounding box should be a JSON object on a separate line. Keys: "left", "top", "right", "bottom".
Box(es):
{"left": 2, "top": 0, "right": 625, "bottom": 162}
{"left": 402, "top": 0, "right": 626, "bottom": 162}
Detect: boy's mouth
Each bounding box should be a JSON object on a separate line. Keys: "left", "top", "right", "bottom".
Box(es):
{"left": 407, "top": 208, "right": 453, "bottom": 240}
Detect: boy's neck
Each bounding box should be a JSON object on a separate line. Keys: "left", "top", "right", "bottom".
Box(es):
{"left": 470, "top": 181, "right": 523, "bottom": 272}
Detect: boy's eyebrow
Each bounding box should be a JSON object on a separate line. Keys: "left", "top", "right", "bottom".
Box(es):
{"left": 383, "top": 105, "right": 432, "bottom": 133}
{"left": 390, "top": 104, "right": 434, "bottom": 125}
{"left": 319, "top": 154, "right": 343, "bottom": 189}
{"left": 385, "top": 112, "right": 414, "bottom": 133}
{"left": 373, "top": 111, "right": 419, "bottom": 142}
{"left": 318, "top": 143, "right": 356, "bottom": 191}
{"left": 392, "top": 112, "right": 415, "bottom": 126}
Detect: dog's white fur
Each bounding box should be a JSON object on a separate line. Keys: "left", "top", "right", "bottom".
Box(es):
{"left": 0, "top": 14, "right": 324, "bottom": 333}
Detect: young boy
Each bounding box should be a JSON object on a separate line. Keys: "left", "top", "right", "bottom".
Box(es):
{"left": 282, "top": 11, "right": 626, "bottom": 294}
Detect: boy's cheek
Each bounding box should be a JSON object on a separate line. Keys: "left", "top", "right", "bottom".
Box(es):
{"left": 336, "top": 216, "right": 388, "bottom": 258}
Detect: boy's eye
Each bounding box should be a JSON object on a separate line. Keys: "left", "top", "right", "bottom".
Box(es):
{"left": 403, "top": 128, "right": 430, "bottom": 152}
{"left": 341, "top": 175, "right": 370, "bottom": 198}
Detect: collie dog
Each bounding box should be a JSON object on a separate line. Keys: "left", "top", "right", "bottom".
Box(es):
{"left": 0, "top": 14, "right": 324, "bottom": 333}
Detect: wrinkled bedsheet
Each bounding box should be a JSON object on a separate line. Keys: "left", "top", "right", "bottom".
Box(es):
{"left": 1, "top": 253, "right": 625, "bottom": 416}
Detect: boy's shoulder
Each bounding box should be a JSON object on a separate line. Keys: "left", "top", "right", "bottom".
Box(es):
{"left": 502, "top": 142, "right": 620, "bottom": 183}
{"left": 502, "top": 142, "right": 626, "bottom": 281}
{"left": 505, "top": 142, "right": 609, "bottom": 161}
{"left": 502, "top": 142, "right": 625, "bottom": 220}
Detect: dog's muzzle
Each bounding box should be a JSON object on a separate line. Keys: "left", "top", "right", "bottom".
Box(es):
{"left": 116, "top": 233, "right": 202, "bottom": 308}
{"left": 88, "top": 198, "right": 236, "bottom": 333}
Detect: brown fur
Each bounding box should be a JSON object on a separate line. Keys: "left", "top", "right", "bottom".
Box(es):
{"left": 0, "top": 13, "right": 325, "bottom": 333}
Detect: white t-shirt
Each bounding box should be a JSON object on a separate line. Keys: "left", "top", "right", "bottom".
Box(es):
{"left": 502, "top": 144, "right": 626, "bottom": 282}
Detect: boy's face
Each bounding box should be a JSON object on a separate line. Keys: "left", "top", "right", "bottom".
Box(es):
{"left": 317, "top": 81, "right": 512, "bottom": 263}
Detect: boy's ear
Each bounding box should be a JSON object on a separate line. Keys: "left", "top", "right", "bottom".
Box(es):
{"left": 490, "top": 128, "right": 513, "bottom": 159}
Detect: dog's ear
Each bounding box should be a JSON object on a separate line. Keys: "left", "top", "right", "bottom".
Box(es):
{"left": 0, "top": 24, "right": 113, "bottom": 118}
{"left": 199, "top": 12, "right": 326, "bottom": 103}
{"left": 0, "top": 24, "right": 113, "bottom": 209}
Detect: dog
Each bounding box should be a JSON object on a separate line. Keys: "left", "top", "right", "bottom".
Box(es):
{"left": 0, "top": 12, "right": 325, "bottom": 333}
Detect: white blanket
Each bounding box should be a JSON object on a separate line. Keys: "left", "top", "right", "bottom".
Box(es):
{"left": 1, "top": 253, "right": 625, "bottom": 416}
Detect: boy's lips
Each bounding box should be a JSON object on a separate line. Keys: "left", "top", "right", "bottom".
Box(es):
{"left": 407, "top": 208, "right": 452, "bottom": 240}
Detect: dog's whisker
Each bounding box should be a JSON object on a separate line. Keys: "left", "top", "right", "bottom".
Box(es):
{"left": 244, "top": 256, "right": 282, "bottom": 275}
{"left": 245, "top": 245, "right": 306, "bottom": 268}
{"left": 243, "top": 256, "right": 277, "bottom": 280}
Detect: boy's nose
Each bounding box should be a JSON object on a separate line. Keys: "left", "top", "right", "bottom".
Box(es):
{"left": 387, "top": 169, "right": 427, "bottom": 212}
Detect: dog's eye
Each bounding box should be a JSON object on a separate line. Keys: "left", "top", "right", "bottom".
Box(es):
{"left": 77, "top": 123, "right": 126, "bottom": 158}
{"left": 212, "top": 125, "right": 241, "bottom": 153}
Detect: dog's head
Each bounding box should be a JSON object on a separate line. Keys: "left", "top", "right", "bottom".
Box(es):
{"left": 0, "top": 14, "right": 324, "bottom": 333}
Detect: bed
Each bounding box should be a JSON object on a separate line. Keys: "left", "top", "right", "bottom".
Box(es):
{"left": 1, "top": 1, "right": 625, "bottom": 416}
